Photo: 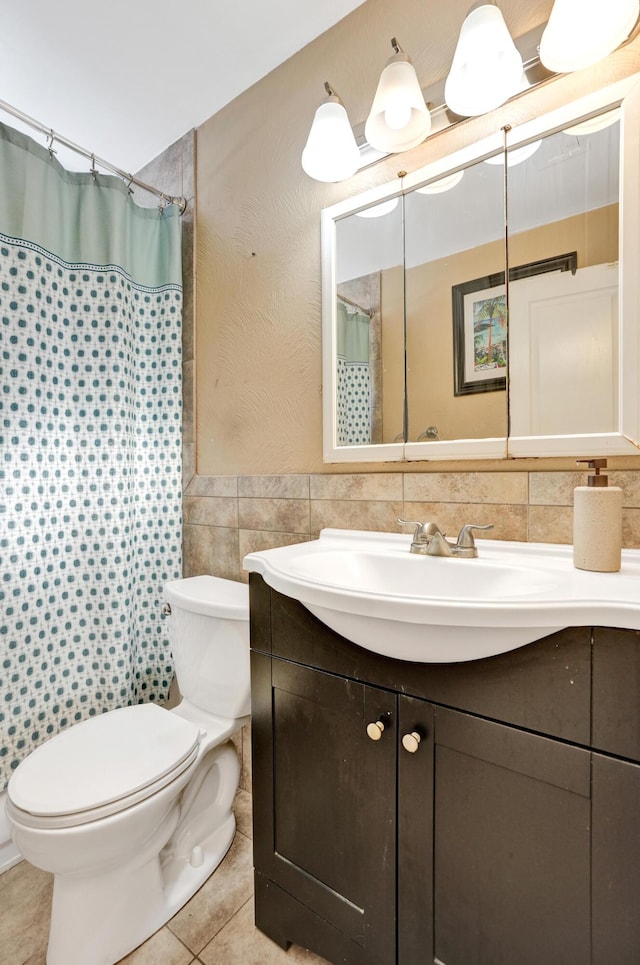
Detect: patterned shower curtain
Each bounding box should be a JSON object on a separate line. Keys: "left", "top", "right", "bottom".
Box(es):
{"left": 336, "top": 300, "right": 372, "bottom": 446}
{"left": 0, "top": 123, "right": 183, "bottom": 790}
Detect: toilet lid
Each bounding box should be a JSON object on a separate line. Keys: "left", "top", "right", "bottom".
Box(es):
{"left": 8, "top": 704, "right": 200, "bottom": 817}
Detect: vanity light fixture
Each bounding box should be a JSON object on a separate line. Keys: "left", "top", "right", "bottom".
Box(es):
{"left": 301, "top": 82, "right": 360, "bottom": 183}
{"left": 301, "top": 1, "right": 637, "bottom": 183}
{"left": 539, "top": 0, "right": 639, "bottom": 73}
{"left": 444, "top": 2, "right": 524, "bottom": 117}
{"left": 364, "top": 38, "right": 432, "bottom": 153}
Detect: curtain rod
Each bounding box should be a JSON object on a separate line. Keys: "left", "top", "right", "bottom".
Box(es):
{"left": 0, "top": 97, "right": 188, "bottom": 214}
{"left": 337, "top": 292, "right": 375, "bottom": 317}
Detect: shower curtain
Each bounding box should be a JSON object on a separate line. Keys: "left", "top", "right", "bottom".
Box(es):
{"left": 0, "top": 122, "right": 183, "bottom": 790}
{"left": 336, "top": 300, "right": 372, "bottom": 446}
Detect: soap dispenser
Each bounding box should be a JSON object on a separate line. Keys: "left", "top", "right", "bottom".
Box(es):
{"left": 573, "top": 458, "right": 622, "bottom": 572}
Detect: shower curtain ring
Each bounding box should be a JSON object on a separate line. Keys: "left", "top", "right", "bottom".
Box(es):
{"left": 126, "top": 175, "right": 134, "bottom": 196}
{"left": 47, "top": 130, "right": 57, "bottom": 158}
{"left": 90, "top": 154, "right": 98, "bottom": 180}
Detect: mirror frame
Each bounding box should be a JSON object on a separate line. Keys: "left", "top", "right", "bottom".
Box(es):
{"left": 321, "top": 76, "right": 640, "bottom": 463}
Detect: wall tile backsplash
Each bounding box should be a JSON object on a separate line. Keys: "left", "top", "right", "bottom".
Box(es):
{"left": 182, "top": 470, "right": 640, "bottom": 582}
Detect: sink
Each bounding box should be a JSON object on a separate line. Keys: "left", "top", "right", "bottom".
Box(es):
{"left": 286, "top": 550, "right": 556, "bottom": 600}
{"left": 243, "top": 528, "right": 640, "bottom": 663}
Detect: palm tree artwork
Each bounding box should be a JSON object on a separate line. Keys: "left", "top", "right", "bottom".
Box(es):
{"left": 473, "top": 294, "right": 507, "bottom": 372}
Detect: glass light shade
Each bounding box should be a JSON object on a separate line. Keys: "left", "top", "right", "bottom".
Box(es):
{"left": 540, "top": 0, "right": 639, "bottom": 73}
{"left": 301, "top": 95, "right": 360, "bottom": 183}
{"left": 416, "top": 170, "right": 465, "bottom": 194}
{"left": 355, "top": 198, "right": 399, "bottom": 217}
{"left": 483, "top": 139, "right": 542, "bottom": 166}
{"left": 364, "top": 53, "right": 431, "bottom": 153}
{"left": 565, "top": 107, "right": 621, "bottom": 136}
{"left": 444, "top": 3, "right": 524, "bottom": 117}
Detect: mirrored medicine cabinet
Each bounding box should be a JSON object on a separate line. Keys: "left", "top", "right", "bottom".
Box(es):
{"left": 321, "top": 75, "right": 640, "bottom": 463}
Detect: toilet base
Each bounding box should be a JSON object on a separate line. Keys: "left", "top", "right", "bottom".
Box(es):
{"left": 45, "top": 813, "right": 237, "bottom": 965}
{"left": 41, "top": 738, "right": 242, "bottom": 965}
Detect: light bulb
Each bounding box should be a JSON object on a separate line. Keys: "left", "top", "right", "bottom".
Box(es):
{"left": 364, "top": 40, "right": 431, "bottom": 153}
{"left": 384, "top": 98, "right": 413, "bottom": 131}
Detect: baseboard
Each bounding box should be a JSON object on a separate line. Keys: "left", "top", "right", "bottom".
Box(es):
{"left": 0, "top": 790, "right": 22, "bottom": 873}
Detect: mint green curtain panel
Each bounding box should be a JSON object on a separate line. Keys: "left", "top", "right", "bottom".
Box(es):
{"left": 0, "top": 123, "right": 183, "bottom": 789}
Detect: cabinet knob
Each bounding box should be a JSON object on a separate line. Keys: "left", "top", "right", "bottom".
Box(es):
{"left": 366, "top": 720, "right": 386, "bottom": 741}
{"left": 402, "top": 731, "right": 422, "bottom": 754}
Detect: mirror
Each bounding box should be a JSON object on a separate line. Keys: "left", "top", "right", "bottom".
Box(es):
{"left": 321, "top": 76, "right": 640, "bottom": 462}
{"left": 403, "top": 149, "right": 508, "bottom": 454}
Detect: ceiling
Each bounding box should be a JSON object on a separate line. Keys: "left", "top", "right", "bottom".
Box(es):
{"left": 0, "top": 0, "right": 368, "bottom": 175}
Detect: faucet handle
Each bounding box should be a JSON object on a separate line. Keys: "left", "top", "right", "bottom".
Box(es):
{"left": 398, "top": 518, "right": 442, "bottom": 542}
{"left": 456, "top": 523, "right": 494, "bottom": 548}
{"left": 397, "top": 518, "right": 424, "bottom": 542}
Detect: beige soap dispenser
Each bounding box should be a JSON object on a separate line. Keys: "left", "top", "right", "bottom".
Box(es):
{"left": 573, "top": 458, "right": 622, "bottom": 572}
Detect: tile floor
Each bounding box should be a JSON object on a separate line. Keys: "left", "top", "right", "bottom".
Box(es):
{"left": 0, "top": 790, "right": 328, "bottom": 965}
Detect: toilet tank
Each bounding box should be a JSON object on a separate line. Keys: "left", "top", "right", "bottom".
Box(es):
{"left": 163, "top": 575, "right": 250, "bottom": 719}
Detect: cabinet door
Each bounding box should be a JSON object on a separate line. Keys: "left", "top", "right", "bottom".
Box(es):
{"left": 592, "top": 753, "right": 640, "bottom": 964}
{"left": 398, "top": 695, "right": 436, "bottom": 965}
{"left": 431, "top": 708, "right": 591, "bottom": 965}
{"left": 252, "top": 653, "right": 397, "bottom": 965}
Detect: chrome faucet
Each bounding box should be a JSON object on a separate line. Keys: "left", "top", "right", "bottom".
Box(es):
{"left": 397, "top": 519, "right": 493, "bottom": 558}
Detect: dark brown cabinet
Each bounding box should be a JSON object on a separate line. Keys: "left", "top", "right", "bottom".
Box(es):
{"left": 250, "top": 575, "right": 640, "bottom": 965}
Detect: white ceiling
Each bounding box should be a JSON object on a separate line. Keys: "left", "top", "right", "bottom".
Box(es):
{"left": 0, "top": 0, "right": 368, "bottom": 174}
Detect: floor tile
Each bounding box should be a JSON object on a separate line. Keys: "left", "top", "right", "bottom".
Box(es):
{"left": 0, "top": 859, "right": 52, "bottom": 965}
{"left": 167, "top": 830, "right": 253, "bottom": 954}
{"left": 234, "top": 788, "right": 252, "bottom": 839}
{"left": 117, "top": 926, "right": 193, "bottom": 964}
{"left": 199, "top": 898, "right": 329, "bottom": 965}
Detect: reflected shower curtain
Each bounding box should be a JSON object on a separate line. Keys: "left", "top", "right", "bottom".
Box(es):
{"left": 336, "top": 300, "right": 372, "bottom": 445}
{"left": 0, "top": 123, "right": 183, "bottom": 789}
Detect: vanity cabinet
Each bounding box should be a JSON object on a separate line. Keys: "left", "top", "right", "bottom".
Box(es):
{"left": 249, "top": 575, "right": 640, "bottom": 965}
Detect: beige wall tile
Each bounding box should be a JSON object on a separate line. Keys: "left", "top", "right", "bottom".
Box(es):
{"left": 623, "top": 508, "right": 640, "bottom": 548}
{"left": 529, "top": 472, "right": 582, "bottom": 506}
{"left": 612, "top": 471, "right": 640, "bottom": 507}
{"left": 404, "top": 471, "right": 528, "bottom": 504}
{"left": 240, "top": 529, "right": 309, "bottom": 559}
{"left": 183, "top": 525, "right": 240, "bottom": 581}
{"left": 404, "top": 502, "right": 527, "bottom": 542}
{"left": 310, "top": 499, "right": 404, "bottom": 536}
{"left": 238, "top": 475, "right": 309, "bottom": 499}
{"left": 528, "top": 505, "right": 573, "bottom": 544}
{"left": 182, "top": 359, "right": 194, "bottom": 445}
{"left": 185, "top": 475, "right": 238, "bottom": 497}
{"left": 310, "top": 473, "right": 403, "bottom": 501}
{"left": 183, "top": 496, "right": 238, "bottom": 528}
{"left": 239, "top": 497, "right": 310, "bottom": 534}
{"left": 182, "top": 443, "right": 195, "bottom": 493}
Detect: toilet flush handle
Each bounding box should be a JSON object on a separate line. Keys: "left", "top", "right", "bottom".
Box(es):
{"left": 162, "top": 603, "right": 171, "bottom": 616}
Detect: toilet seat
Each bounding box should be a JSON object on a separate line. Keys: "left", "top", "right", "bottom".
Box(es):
{"left": 7, "top": 703, "right": 201, "bottom": 829}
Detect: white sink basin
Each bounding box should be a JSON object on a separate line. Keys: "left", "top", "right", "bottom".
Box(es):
{"left": 286, "top": 550, "right": 556, "bottom": 600}
{"left": 243, "top": 529, "right": 640, "bottom": 663}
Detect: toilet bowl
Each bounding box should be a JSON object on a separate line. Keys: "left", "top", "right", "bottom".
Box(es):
{"left": 5, "top": 575, "right": 251, "bottom": 965}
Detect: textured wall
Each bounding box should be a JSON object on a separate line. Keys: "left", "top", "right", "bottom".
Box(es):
{"left": 195, "top": 0, "right": 640, "bottom": 476}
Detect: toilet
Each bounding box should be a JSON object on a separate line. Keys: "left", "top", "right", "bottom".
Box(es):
{"left": 5, "top": 575, "right": 251, "bottom": 965}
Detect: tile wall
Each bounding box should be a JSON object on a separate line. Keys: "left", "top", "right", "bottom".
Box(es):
{"left": 182, "top": 470, "right": 640, "bottom": 582}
